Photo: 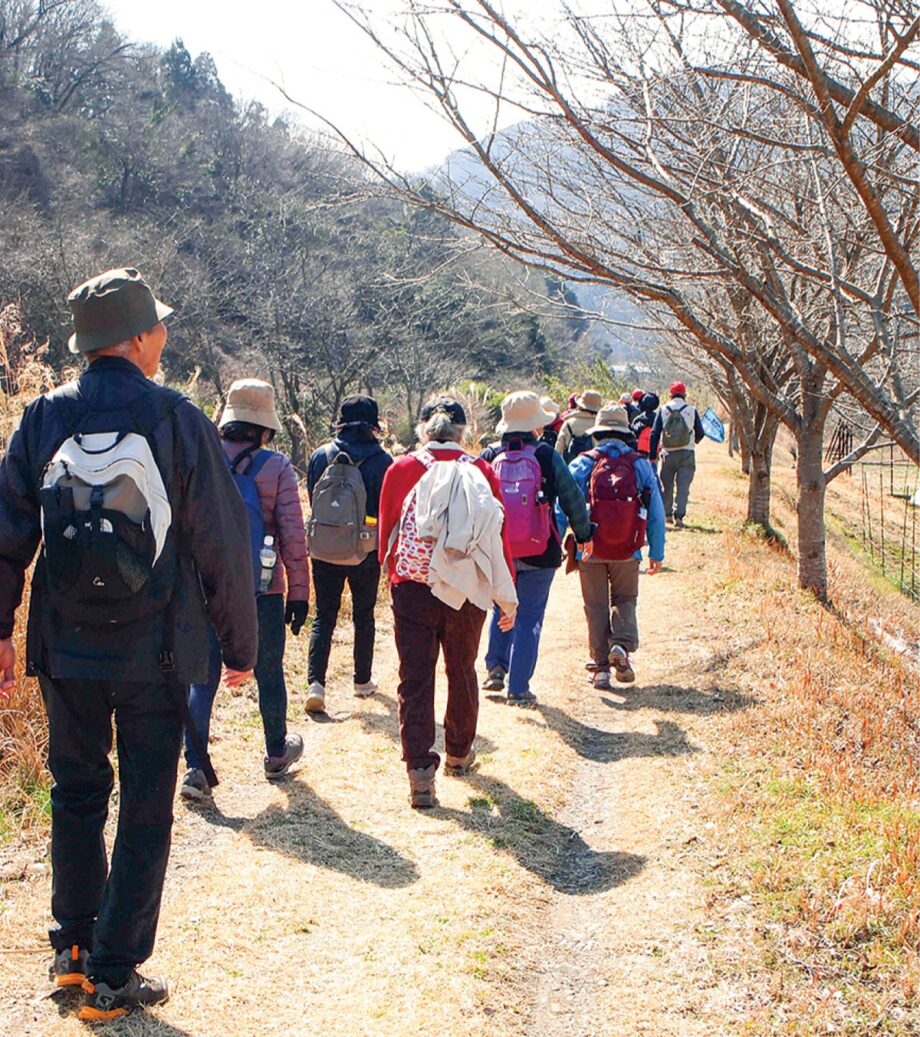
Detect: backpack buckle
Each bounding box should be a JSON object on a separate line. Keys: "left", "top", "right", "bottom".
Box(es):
{"left": 158, "top": 649, "right": 175, "bottom": 673}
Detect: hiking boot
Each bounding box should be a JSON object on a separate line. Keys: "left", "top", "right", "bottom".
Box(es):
{"left": 482, "top": 666, "right": 506, "bottom": 692}
{"left": 264, "top": 733, "right": 304, "bottom": 780}
{"left": 354, "top": 679, "right": 378, "bottom": 698}
{"left": 445, "top": 749, "right": 476, "bottom": 776}
{"left": 305, "top": 681, "right": 326, "bottom": 714}
{"left": 78, "top": 971, "right": 169, "bottom": 1022}
{"left": 507, "top": 690, "right": 538, "bottom": 708}
{"left": 674, "top": 516, "right": 685, "bottom": 528}
{"left": 408, "top": 765, "right": 437, "bottom": 809}
{"left": 179, "top": 768, "right": 211, "bottom": 801}
{"left": 591, "top": 670, "right": 613, "bottom": 691}
{"left": 585, "top": 660, "right": 603, "bottom": 672}
{"left": 610, "top": 645, "right": 636, "bottom": 683}
{"left": 50, "top": 945, "right": 89, "bottom": 988}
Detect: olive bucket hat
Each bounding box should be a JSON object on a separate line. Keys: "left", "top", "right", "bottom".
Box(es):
{"left": 67, "top": 267, "right": 173, "bottom": 355}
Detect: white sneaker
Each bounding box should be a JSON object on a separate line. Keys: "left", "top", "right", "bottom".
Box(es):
{"left": 354, "top": 680, "right": 378, "bottom": 698}
{"left": 305, "top": 681, "right": 326, "bottom": 713}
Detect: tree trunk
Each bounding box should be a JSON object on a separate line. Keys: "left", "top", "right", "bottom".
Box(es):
{"left": 795, "top": 422, "right": 828, "bottom": 600}
{"left": 746, "top": 417, "right": 779, "bottom": 529}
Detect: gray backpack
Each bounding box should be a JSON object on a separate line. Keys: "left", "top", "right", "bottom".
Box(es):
{"left": 307, "top": 446, "right": 376, "bottom": 565}
{"left": 661, "top": 404, "right": 692, "bottom": 449}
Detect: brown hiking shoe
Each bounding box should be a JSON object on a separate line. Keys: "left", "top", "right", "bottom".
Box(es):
{"left": 590, "top": 669, "right": 612, "bottom": 691}
{"left": 610, "top": 645, "right": 635, "bottom": 683}
{"left": 445, "top": 749, "right": 476, "bottom": 776}
{"left": 408, "top": 765, "right": 437, "bottom": 808}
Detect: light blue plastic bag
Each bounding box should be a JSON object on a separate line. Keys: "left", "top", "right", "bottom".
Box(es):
{"left": 701, "top": 407, "right": 726, "bottom": 443}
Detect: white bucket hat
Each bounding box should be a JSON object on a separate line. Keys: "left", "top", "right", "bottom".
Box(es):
{"left": 496, "top": 391, "right": 557, "bottom": 435}
{"left": 540, "top": 396, "right": 560, "bottom": 420}
{"left": 586, "top": 405, "right": 631, "bottom": 436}
{"left": 219, "top": 379, "right": 283, "bottom": 433}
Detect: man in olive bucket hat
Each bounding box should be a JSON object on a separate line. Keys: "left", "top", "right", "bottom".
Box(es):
{"left": 0, "top": 268, "right": 258, "bottom": 1020}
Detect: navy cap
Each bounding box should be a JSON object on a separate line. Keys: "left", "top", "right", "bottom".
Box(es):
{"left": 420, "top": 396, "right": 467, "bottom": 425}
{"left": 337, "top": 394, "right": 380, "bottom": 429}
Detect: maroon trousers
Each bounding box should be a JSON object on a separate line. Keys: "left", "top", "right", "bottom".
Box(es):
{"left": 391, "top": 582, "right": 487, "bottom": 771}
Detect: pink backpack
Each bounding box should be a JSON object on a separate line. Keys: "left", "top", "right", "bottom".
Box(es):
{"left": 492, "top": 441, "right": 552, "bottom": 559}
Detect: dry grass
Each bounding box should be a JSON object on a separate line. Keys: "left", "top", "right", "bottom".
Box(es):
{"left": 686, "top": 455, "right": 920, "bottom": 1035}
{"left": 0, "top": 307, "right": 56, "bottom": 842}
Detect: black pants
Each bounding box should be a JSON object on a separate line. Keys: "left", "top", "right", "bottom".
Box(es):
{"left": 39, "top": 676, "right": 183, "bottom": 986}
{"left": 307, "top": 559, "right": 380, "bottom": 685}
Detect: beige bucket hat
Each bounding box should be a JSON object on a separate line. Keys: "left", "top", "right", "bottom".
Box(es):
{"left": 574, "top": 389, "right": 603, "bottom": 413}
{"left": 219, "top": 379, "right": 283, "bottom": 433}
{"left": 496, "top": 391, "right": 557, "bottom": 435}
{"left": 587, "top": 404, "right": 631, "bottom": 436}
{"left": 540, "top": 396, "right": 560, "bottom": 420}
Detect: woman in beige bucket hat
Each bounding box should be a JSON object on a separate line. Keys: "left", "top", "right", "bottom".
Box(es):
{"left": 480, "top": 391, "right": 594, "bottom": 706}
{"left": 555, "top": 388, "right": 603, "bottom": 463}
{"left": 181, "top": 379, "right": 309, "bottom": 800}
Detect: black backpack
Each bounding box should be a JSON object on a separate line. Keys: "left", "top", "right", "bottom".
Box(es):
{"left": 564, "top": 430, "right": 594, "bottom": 464}
{"left": 39, "top": 387, "right": 183, "bottom": 626}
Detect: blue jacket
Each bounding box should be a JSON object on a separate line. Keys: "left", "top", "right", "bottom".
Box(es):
{"left": 556, "top": 439, "right": 666, "bottom": 562}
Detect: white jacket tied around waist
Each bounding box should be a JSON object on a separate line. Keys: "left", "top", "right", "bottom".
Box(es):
{"left": 413, "top": 457, "right": 518, "bottom": 616}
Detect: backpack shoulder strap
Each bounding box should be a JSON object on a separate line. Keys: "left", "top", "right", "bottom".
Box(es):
{"left": 414, "top": 448, "right": 437, "bottom": 470}
{"left": 133, "top": 387, "right": 185, "bottom": 439}
{"left": 229, "top": 443, "right": 261, "bottom": 475}
{"left": 245, "top": 448, "right": 272, "bottom": 478}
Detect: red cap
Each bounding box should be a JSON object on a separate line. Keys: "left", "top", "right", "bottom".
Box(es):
{"left": 669, "top": 381, "right": 687, "bottom": 396}
{"left": 631, "top": 388, "right": 644, "bottom": 401}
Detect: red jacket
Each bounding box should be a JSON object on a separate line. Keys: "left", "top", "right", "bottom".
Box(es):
{"left": 378, "top": 444, "right": 515, "bottom": 587}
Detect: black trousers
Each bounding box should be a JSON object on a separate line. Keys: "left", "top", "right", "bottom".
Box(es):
{"left": 307, "top": 559, "right": 380, "bottom": 685}
{"left": 39, "top": 676, "right": 183, "bottom": 986}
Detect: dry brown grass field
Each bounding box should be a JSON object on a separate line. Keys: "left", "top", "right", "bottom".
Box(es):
{"left": 1, "top": 434, "right": 919, "bottom": 1036}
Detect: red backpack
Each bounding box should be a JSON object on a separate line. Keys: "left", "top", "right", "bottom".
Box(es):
{"left": 586, "top": 449, "right": 647, "bottom": 560}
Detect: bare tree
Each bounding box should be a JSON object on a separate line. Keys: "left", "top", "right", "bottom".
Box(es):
{"left": 324, "top": 0, "right": 919, "bottom": 599}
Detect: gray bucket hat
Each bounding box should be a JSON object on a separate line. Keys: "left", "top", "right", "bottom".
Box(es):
{"left": 67, "top": 268, "right": 173, "bottom": 354}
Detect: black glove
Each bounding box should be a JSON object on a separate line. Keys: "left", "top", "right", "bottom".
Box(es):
{"left": 285, "top": 599, "right": 309, "bottom": 636}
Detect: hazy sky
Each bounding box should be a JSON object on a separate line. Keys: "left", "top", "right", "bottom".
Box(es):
{"left": 104, "top": 0, "right": 502, "bottom": 172}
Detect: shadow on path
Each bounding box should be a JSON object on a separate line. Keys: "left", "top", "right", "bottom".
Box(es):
{"left": 355, "top": 694, "right": 646, "bottom": 895}
{"left": 598, "top": 682, "right": 757, "bottom": 717}
{"left": 524, "top": 704, "right": 697, "bottom": 764}
{"left": 190, "top": 779, "right": 419, "bottom": 889}
{"left": 47, "top": 988, "right": 198, "bottom": 1035}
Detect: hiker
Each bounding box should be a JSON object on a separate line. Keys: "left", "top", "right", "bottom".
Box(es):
{"left": 555, "top": 389, "right": 602, "bottom": 464}
{"left": 0, "top": 269, "right": 257, "bottom": 1021}
{"left": 481, "top": 392, "right": 594, "bottom": 707}
{"left": 619, "top": 391, "right": 640, "bottom": 424}
{"left": 305, "top": 395, "right": 393, "bottom": 713}
{"left": 631, "top": 392, "right": 661, "bottom": 466}
{"left": 181, "top": 379, "right": 309, "bottom": 801}
{"left": 650, "top": 381, "right": 705, "bottom": 527}
{"left": 560, "top": 405, "right": 665, "bottom": 689}
{"left": 540, "top": 396, "right": 562, "bottom": 448}
{"left": 377, "top": 397, "right": 517, "bottom": 808}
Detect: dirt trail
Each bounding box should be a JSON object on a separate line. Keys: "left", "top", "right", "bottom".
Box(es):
{"left": 1, "top": 446, "right": 754, "bottom": 1036}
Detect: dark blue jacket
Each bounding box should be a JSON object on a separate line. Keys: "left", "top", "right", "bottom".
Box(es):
{"left": 0, "top": 358, "right": 258, "bottom": 680}
{"left": 307, "top": 426, "right": 393, "bottom": 567}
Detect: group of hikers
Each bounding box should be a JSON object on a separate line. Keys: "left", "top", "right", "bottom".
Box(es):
{"left": 0, "top": 269, "right": 706, "bottom": 1021}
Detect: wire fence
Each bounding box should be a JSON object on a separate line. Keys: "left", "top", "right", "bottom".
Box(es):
{"left": 857, "top": 443, "right": 920, "bottom": 603}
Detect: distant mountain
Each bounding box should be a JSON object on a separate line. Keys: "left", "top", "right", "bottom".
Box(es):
{"left": 430, "top": 122, "right": 655, "bottom": 364}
